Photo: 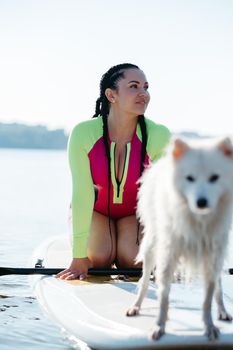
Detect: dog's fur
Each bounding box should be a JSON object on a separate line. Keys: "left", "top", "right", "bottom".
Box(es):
{"left": 126, "top": 137, "right": 233, "bottom": 341}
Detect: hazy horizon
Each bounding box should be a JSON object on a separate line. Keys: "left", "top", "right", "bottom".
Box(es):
{"left": 0, "top": 0, "right": 232, "bottom": 136}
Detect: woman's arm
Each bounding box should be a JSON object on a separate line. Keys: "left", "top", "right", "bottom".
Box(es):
{"left": 68, "top": 123, "right": 95, "bottom": 258}
{"left": 58, "top": 123, "right": 95, "bottom": 280}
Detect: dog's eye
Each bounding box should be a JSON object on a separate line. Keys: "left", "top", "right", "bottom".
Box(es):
{"left": 209, "top": 174, "right": 219, "bottom": 183}
{"left": 186, "top": 175, "right": 195, "bottom": 182}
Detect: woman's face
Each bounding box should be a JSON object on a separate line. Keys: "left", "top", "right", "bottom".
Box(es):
{"left": 109, "top": 68, "right": 150, "bottom": 116}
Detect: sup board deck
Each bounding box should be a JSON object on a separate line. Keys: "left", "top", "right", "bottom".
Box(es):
{"left": 31, "top": 236, "right": 233, "bottom": 350}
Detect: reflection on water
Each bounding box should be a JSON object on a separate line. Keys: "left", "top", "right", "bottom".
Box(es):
{"left": 0, "top": 296, "right": 71, "bottom": 350}
{"left": 0, "top": 149, "right": 72, "bottom": 349}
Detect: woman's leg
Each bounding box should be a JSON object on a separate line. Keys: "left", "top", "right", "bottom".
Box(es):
{"left": 116, "top": 215, "right": 143, "bottom": 268}
{"left": 87, "top": 211, "right": 117, "bottom": 267}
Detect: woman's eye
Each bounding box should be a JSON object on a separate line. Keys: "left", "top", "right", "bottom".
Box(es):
{"left": 209, "top": 174, "right": 219, "bottom": 183}
{"left": 130, "top": 84, "right": 138, "bottom": 89}
{"left": 186, "top": 175, "right": 195, "bottom": 182}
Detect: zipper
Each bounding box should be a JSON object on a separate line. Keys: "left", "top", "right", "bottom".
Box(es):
{"left": 110, "top": 142, "right": 131, "bottom": 204}
{"left": 114, "top": 144, "right": 127, "bottom": 199}
{"left": 116, "top": 179, "right": 120, "bottom": 198}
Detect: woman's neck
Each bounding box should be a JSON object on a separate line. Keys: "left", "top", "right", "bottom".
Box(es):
{"left": 107, "top": 110, "right": 138, "bottom": 143}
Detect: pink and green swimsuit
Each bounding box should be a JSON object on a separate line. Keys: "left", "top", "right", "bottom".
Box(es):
{"left": 68, "top": 116, "right": 170, "bottom": 258}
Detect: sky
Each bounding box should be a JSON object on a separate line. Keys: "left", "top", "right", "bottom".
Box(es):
{"left": 0, "top": 0, "right": 232, "bottom": 136}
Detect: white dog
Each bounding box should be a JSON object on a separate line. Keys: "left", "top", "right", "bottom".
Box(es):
{"left": 126, "top": 137, "right": 233, "bottom": 341}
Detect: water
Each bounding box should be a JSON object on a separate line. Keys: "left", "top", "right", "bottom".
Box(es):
{"left": 1, "top": 148, "right": 233, "bottom": 350}
{"left": 0, "top": 148, "right": 73, "bottom": 350}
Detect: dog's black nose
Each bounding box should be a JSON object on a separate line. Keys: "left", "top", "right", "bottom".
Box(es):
{"left": 197, "top": 197, "right": 208, "bottom": 209}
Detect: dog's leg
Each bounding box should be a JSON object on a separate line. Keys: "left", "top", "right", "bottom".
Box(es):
{"left": 203, "top": 279, "right": 220, "bottom": 340}
{"left": 215, "top": 276, "right": 232, "bottom": 321}
{"left": 126, "top": 251, "right": 154, "bottom": 317}
{"left": 150, "top": 263, "right": 174, "bottom": 341}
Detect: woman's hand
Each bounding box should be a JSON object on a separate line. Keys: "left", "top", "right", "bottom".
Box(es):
{"left": 56, "top": 258, "right": 92, "bottom": 280}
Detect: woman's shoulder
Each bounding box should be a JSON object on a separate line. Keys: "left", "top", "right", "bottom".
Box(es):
{"left": 71, "top": 117, "right": 102, "bottom": 133}
{"left": 68, "top": 117, "right": 103, "bottom": 151}
{"left": 70, "top": 117, "right": 102, "bottom": 139}
{"left": 145, "top": 117, "right": 171, "bottom": 139}
{"left": 144, "top": 117, "right": 171, "bottom": 160}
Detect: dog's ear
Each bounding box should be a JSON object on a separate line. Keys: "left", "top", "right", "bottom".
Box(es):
{"left": 173, "top": 139, "right": 189, "bottom": 160}
{"left": 218, "top": 137, "right": 233, "bottom": 158}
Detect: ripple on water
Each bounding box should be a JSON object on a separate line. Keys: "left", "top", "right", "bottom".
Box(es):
{"left": 0, "top": 295, "right": 72, "bottom": 350}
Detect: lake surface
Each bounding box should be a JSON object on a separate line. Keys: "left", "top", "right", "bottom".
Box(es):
{"left": 0, "top": 148, "right": 233, "bottom": 350}
{"left": 0, "top": 148, "right": 73, "bottom": 349}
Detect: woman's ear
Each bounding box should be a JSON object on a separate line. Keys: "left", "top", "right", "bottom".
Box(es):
{"left": 105, "top": 88, "right": 116, "bottom": 103}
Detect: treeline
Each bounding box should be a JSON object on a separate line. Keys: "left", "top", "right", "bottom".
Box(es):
{"left": 0, "top": 122, "right": 68, "bottom": 150}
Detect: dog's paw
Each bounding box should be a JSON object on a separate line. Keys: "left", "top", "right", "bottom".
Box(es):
{"left": 218, "top": 310, "right": 232, "bottom": 322}
{"left": 205, "top": 324, "right": 220, "bottom": 341}
{"left": 149, "top": 324, "right": 165, "bottom": 341}
{"left": 126, "top": 306, "right": 140, "bottom": 317}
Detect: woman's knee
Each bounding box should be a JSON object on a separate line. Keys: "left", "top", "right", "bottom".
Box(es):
{"left": 89, "top": 252, "right": 114, "bottom": 268}
{"left": 116, "top": 249, "right": 141, "bottom": 268}
{"left": 116, "top": 215, "right": 142, "bottom": 268}
{"left": 87, "top": 210, "right": 116, "bottom": 267}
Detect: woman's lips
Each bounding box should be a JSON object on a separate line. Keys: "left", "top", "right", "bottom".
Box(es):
{"left": 136, "top": 100, "right": 147, "bottom": 105}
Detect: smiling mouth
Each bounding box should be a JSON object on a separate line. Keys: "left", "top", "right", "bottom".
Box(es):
{"left": 136, "top": 101, "right": 146, "bottom": 105}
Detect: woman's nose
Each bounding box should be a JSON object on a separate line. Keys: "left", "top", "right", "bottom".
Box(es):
{"left": 138, "top": 88, "right": 146, "bottom": 95}
{"left": 138, "top": 88, "right": 149, "bottom": 99}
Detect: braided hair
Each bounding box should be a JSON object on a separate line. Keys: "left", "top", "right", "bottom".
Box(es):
{"left": 93, "top": 63, "right": 148, "bottom": 250}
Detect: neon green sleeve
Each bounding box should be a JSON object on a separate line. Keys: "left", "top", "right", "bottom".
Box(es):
{"left": 145, "top": 118, "right": 171, "bottom": 161}
{"left": 68, "top": 122, "right": 95, "bottom": 258}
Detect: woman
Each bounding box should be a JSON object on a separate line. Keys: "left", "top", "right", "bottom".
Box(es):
{"left": 58, "top": 63, "right": 170, "bottom": 280}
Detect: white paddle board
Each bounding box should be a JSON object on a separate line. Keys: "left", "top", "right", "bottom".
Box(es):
{"left": 31, "top": 235, "right": 233, "bottom": 349}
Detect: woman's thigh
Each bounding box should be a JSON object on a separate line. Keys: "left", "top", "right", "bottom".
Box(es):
{"left": 87, "top": 211, "right": 116, "bottom": 267}
{"left": 116, "top": 215, "right": 143, "bottom": 268}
